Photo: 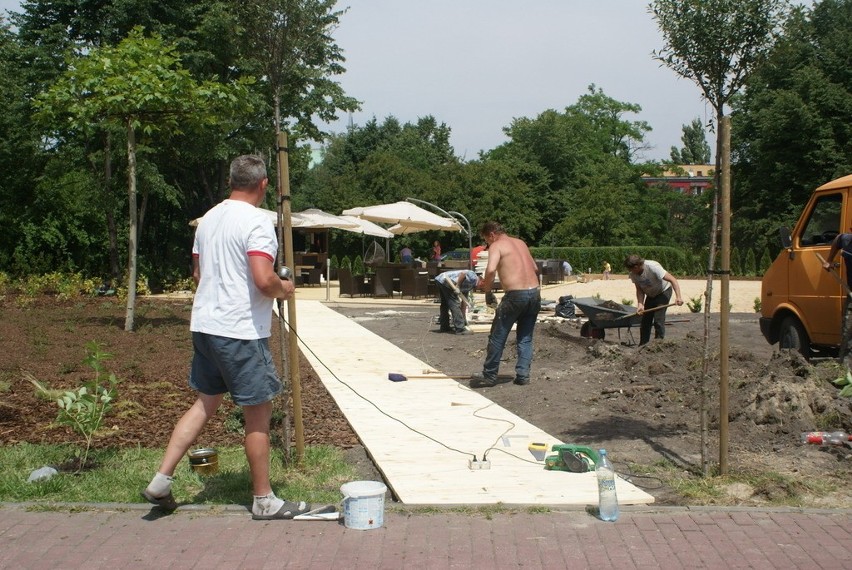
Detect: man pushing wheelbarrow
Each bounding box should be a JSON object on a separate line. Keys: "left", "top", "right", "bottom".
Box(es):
{"left": 624, "top": 254, "right": 684, "bottom": 346}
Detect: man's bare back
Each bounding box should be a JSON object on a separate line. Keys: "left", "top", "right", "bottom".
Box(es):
{"left": 484, "top": 233, "right": 539, "bottom": 292}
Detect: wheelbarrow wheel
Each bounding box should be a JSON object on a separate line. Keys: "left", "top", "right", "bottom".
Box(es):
{"left": 580, "top": 321, "right": 605, "bottom": 340}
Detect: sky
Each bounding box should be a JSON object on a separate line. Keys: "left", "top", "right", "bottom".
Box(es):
{"left": 0, "top": 1, "right": 810, "bottom": 162}
{"left": 324, "top": 1, "right": 713, "bottom": 162}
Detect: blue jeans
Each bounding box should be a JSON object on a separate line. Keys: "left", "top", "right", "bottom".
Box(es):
{"left": 482, "top": 288, "right": 540, "bottom": 382}
{"left": 438, "top": 282, "right": 466, "bottom": 332}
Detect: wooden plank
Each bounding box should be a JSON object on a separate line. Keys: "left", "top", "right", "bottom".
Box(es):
{"left": 295, "top": 300, "right": 654, "bottom": 506}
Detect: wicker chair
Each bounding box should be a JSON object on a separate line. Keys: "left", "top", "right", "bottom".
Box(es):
{"left": 338, "top": 268, "right": 366, "bottom": 297}
{"left": 400, "top": 269, "right": 429, "bottom": 299}
{"left": 372, "top": 267, "right": 396, "bottom": 298}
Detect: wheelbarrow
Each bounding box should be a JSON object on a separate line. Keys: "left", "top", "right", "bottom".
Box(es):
{"left": 571, "top": 297, "right": 643, "bottom": 343}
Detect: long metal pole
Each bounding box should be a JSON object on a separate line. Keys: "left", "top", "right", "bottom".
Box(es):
{"left": 277, "top": 131, "right": 305, "bottom": 462}
{"left": 719, "top": 117, "right": 731, "bottom": 475}
{"left": 405, "top": 197, "right": 473, "bottom": 269}
{"left": 450, "top": 211, "right": 474, "bottom": 270}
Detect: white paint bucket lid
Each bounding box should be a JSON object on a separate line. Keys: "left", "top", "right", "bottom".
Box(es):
{"left": 341, "top": 480, "right": 387, "bottom": 498}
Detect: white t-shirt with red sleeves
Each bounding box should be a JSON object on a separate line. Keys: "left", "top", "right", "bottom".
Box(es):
{"left": 191, "top": 200, "right": 278, "bottom": 340}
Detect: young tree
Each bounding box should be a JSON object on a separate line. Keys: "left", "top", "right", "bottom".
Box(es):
{"left": 732, "top": 0, "right": 852, "bottom": 255}
{"left": 237, "top": 0, "right": 358, "bottom": 138}
{"left": 650, "top": 0, "right": 789, "bottom": 474}
{"left": 670, "top": 117, "right": 711, "bottom": 164}
{"left": 34, "top": 27, "right": 252, "bottom": 331}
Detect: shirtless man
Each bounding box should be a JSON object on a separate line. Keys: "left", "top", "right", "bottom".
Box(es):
{"left": 472, "top": 221, "right": 540, "bottom": 388}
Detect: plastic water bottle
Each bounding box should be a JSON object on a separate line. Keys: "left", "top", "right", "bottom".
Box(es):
{"left": 28, "top": 466, "right": 58, "bottom": 483}
{"left": 596, "top": 449, "right": 619, "bottom": 522}
{"left": 800, "top": 431, "right": 851, "bottom": 446}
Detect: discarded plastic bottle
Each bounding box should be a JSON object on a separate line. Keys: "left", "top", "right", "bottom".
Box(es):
{"left": 800, "top": 431, "right": 851, "bottom": 446}
{"left": 596, "top": 449, "right": 619, "bottom": 522}
{"left": 28, "top": 466, "right": 58, "bottom": 483}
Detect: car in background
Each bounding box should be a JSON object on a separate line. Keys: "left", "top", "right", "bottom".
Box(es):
{"left": 440, "top": 250, "right": 469, "bottom": 263}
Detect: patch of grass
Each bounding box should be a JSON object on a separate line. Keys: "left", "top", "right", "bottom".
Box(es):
{"left": 814, "top": 410, "right": 845, "bottom": 430}
{"left": 630, "top": 459, "right": 843, "bottom": 507}
{"left": 0, "top": 443, "right": 357, "bottom": 506}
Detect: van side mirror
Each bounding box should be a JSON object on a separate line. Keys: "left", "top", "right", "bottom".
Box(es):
{"left": 779, "top": 227, "right": 792, "bottom": 249}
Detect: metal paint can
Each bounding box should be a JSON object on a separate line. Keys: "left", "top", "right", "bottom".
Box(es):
{"left": 188, "top": 448, "right": 219, "bottom": 476}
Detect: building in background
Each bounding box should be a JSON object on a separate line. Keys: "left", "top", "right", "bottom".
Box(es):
{"left": 642, "top": 164, "right": 714, "bottom": 196}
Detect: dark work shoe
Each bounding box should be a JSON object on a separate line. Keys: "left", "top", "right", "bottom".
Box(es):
{"left": 438, "top": 328, "right": 452, "bottom": 333}
{"left": 141, "top": 489, "right": 177, "bottom": 511}
{"left": 470, "top": 372, "right": 497, "bottom": 388}
{"left": 252, "top": 500, "right": 311, "bottom": 520}
{"left": 513, "top": 377, "right": 530, "bottom": 386}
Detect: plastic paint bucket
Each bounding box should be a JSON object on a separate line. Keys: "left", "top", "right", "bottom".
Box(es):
{"left": 341, "top": 480, "right": 387, "bottom": 530}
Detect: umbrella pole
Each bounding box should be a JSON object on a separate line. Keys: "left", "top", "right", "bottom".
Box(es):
{"left": 326, "top": 257, "right": 331, "bottom": 301}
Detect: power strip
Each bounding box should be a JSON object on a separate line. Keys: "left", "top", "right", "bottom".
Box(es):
{"left": 468, "top": 459, "right": 491, "bottom": 470}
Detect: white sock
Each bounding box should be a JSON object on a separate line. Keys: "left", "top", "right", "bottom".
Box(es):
{"left": 253, "top": 492, "right": 284, "bottom": 516}
{"left": 146, "top": 472, "right": 173, "bottom": 497}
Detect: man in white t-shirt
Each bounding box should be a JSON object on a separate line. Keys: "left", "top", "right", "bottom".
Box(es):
{"left": 625, "top": 254, "right": 683, "bottom": 345}
{"left": 142, "top": 155, "right": 309, "bottom": 520}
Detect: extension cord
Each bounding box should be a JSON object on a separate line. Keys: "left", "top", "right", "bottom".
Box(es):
{"left": 468, "top": 459, "right": 491, "bottom": 470}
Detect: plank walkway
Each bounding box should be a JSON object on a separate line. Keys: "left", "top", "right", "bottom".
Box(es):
{"left": 294, "top": 300, "right": 654, "bottom": 506}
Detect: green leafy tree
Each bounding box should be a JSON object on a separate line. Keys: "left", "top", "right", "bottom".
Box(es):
{"left": 731, "top": 0, "right": 852, "bottom": 254}
{"left": 670, "top": 118, "right": 711, "bottom": 163}
{"left": 489, "top": 85, "right": 651, "bottom": 243}
{"left": 730, "top": 247, "right": 742, "bottom": 276}
{"left": 651, "top": 0, "right": 788, "bottom": 258}
{"left": 237, "top": 0, "right": 358, "bottom": 137}
{"left": 744, "top": 248, "right": 757, "bottom": 277}
{"left": 34, "top": 27, "right": 252, "bottom": 331}
{"left": 759, "top": 248, "right": 773, "bottom": 275}
{"left": 0, "top": 16, "right": 51, "bottom": 273}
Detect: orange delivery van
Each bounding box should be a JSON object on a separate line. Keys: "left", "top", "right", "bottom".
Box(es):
{"left": 760, "top": 173, "right": 852, "bottom": 358}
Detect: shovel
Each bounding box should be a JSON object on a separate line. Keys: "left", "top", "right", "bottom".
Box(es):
{"left": 614, "top": 302, "right": 677, "bottom": 320}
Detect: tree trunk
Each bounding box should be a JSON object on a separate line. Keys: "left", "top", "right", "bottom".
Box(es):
{"left": 124, "top": 118, "right": 138, "bottom": 332}
{"left": 104, "top": 132, "right": 120, "bottom": 282}
{"left": 699, "top": 105, "right": 725, "bottom": 474}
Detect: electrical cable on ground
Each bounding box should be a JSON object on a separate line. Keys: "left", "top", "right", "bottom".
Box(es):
{"left": 281, "top": 309, "right": 564, "bottom": 469}
{"left": 279, "top": 313, "right": 476, "bottom": 460}
{"left": 611, "top": 460, "right": 665, "bottom": 490}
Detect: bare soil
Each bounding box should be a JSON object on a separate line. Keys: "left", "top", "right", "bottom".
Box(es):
{"left": 1, "top": 294, "right": 850, "bottom": 507}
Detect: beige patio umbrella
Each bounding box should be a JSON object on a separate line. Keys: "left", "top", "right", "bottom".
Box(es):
{"left": 191, "top": 208, "right": 360, "bottom": 230}
{"left": 338, "top": 215, "right": 395, "bottom": 239}
{"left": 342, "top": 201, "right": 462, "bottom": 233}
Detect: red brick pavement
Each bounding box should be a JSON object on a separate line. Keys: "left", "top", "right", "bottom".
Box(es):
{"left": 0, "top": 504, "right": 850, "bottom": 569}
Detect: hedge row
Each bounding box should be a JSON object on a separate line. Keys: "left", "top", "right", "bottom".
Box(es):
{"left": 527, "top": 246, "right": 775, "bottom": 278}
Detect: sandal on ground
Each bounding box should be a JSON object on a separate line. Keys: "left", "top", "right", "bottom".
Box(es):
{"left": 252, "top": 500, "right": 310, "bottom": 520}
{"left": 141, "top": 490, "right": 177, "bottom": 511}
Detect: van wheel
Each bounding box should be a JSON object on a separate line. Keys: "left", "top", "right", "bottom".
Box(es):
{"left": 778, "top": 316, "right": 810, "bottom": 358}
